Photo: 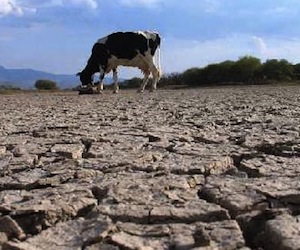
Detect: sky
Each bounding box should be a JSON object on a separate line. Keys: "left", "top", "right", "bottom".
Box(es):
{"left": 1, "top": 0, "right": 300, "bottom": 79}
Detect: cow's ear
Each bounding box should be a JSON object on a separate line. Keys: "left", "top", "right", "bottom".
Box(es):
{"left": 76, "top": 72, "right": 81, "bottom": 76}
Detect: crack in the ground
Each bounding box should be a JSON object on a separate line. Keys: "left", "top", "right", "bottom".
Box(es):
{"left": 255, "top": 141, "right": 300, "bottom": 158}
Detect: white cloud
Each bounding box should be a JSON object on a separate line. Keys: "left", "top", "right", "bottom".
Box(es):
{"left": 252, "top": 36, "right": 300, "bottom": 63}
{"left": 203, "top": 0, "right": 221, "bottom": 13}
{"left": 252, "top": 36, "right": 268, "bottom": 55}
{"left": 69, "top": 0, "right": 98, "bottom": 9}
{"left": 0, "top": 0, "right": 98, "bottom": 16}
{"left": 265, "top": 6, "right": 297, "bottom": 16}
{"left": 119, "top": 0, "right": 162, "bottom": 8}
{"left": 0, "top": 0, "right": 24, "bottom": 16}
{"left": 31, "top": 0, "right": 98, "bottom": 9}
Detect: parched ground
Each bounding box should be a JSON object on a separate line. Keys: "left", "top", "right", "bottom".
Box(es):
{"left": 0, "top": 86, "right": 300, "bottom": 250}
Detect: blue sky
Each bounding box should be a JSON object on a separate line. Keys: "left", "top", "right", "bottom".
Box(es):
{"left": 1, "top": 0, "right": 300, "bottom": 79}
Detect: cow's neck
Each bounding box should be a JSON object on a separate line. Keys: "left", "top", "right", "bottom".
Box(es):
{"left": 84, "top": 61, "right": 98, "bottom": 76}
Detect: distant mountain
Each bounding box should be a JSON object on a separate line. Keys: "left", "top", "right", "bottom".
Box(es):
{"left": 0, "top": 65, "right": 81, "bottom": 89}
{"left": 0, "top": 65, "right": 127, "bottom": 89}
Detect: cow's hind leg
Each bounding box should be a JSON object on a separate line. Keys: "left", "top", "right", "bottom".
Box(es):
{"left": 150, "top": 65, "right": 161, "bottom": 92}
{"left": 138, "top": 70, "right": 150, "bottom": 93}
{"left": 112, "top": 68, "right": 119, "bottom": 94}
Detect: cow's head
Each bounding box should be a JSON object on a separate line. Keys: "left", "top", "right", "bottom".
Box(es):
{"left": 76, "top": 70, "right": 93, "bottom": 86}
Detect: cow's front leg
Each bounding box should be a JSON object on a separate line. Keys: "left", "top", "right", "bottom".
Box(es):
{"left": 113, "top": 68, "right": 119, "bottom": 94}
{"left": 96, "top": 67, "right": 105, "bottom": 93}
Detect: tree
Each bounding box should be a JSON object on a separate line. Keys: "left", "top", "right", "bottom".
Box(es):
{"left": 214, "top": 60, "right": 235, "bottom": 83}
{"left": 201, "top": 60, "right": 235, "bottom": 84}
{"left": 293, "top": 63, "right": 300, "bottom": 80}
{"left": 159, "top": 73, "right": 183, "bottom": 87}
{"left": 181, "top": 67, "right": 203, "bottom": 86}
{"left": 260, "top": 59, "right": 294, "bottom": 81}
{"left": 231, "top": 56, "right": 261, "bottom": 83}
{"left": 0, "top": 82, "right": 20, "bottom": 90}
{"left": 181, "top": 57, "right": 262, "bottom": 86}
{"left": 35, "top": 79, "right": 59, "bottom": 90}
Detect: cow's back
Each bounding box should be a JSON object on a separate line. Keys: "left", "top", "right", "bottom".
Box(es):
{"left": 97, "top": 32, "right": 157, "bottom": 60}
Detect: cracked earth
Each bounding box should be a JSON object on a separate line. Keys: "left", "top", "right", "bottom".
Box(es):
{"left": 0, "top": 86, "right": 300, "bottom": 249}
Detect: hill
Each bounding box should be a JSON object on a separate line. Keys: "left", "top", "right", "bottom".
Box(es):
{"left": 0, "top": 65, "right": 115, "bottom": 89}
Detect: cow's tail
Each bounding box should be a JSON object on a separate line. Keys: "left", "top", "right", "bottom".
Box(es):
{"left": 156, "top": 42, "right": 162, "bottom": 79}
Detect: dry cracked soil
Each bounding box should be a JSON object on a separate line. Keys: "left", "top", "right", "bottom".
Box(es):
{"left": 0, "top": 86, "right": 300, "bottom": 250}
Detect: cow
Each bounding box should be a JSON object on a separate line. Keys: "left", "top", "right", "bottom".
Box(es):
{"left": 77, "top": 31, "right": 161, "bottom": 93}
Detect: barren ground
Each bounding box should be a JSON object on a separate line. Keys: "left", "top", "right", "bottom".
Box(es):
{"left": 0, "top": 86, "right": 300, "bottom": 250}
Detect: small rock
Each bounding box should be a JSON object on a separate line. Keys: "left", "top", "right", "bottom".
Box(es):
{"left": 3, "top": 216, "right": 112, "bottom": 250}
{"left": 264, "top": 214, "right": 300, "bottom": 250}
{"left": 0, "top": 215, "right": 26, "bottom": 240}
{"left": 148, "top": 134, "right": 161, "bottom": 142}
{"left": 0, "top": 232, "right": 8, "bottom": 244}
{"left": 205, "top": 156, "right": 235, "bottom": 176}
{"left": 0, "top": 146, "right": 6, "bottom": 155}
{"left": 51, "top": 144, "right": 85, "bottom": 159}
{"left": 12, "top": 145, "right": 27, "bottom": 157}
{"left": 193, "top": 224, "right": 211, "bottom": 247}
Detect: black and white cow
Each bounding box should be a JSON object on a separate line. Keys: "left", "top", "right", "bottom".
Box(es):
{"left": 77, "top": 31, "right": 161, "bottom": 93}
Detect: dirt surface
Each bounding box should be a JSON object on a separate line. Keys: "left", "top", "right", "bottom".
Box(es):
{"left": 0, "top": 86, "right": 300, "bottom": 249}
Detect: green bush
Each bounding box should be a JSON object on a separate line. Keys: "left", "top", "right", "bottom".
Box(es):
{"left": 260, "top": 59, "right": 294, "bottom": 81}
{"left": 159, "top": 73, "right": 183, "bottom": 86}
{"left": 120, "top": 77, "right": 143, "bottom": 88}
{"left": 0, "top": 84, "right": 21, "bottom": 90}
{"left": 35, "top": 79, "right": 59, "bottom": 90}
{"left": 231, "top": 56, "right": 261, "bottom": 83}
{"left": 181, "top": 67, "right": 203, "bottom": 86}
{"left": 293, "top": 63, "right": 300, "bottom": 80}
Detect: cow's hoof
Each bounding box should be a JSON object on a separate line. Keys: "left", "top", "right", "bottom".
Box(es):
{"left": 113, "top": 90, "right": 119, "bottom": 94}
{"left": 150, "top": 87, "right": 156, "bottom": 92}
{"left": 137, "top": 89, "right": 144, "bottom": 93}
